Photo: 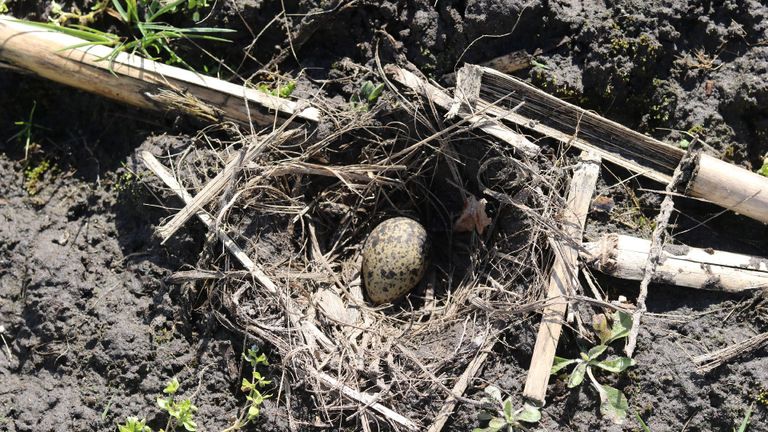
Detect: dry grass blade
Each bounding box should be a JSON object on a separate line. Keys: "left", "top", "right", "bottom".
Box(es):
{"left": 156, "top": 128, "right": 303, "bottom": 243}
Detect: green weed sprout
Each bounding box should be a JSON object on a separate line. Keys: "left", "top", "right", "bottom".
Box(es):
{"left": 0, "top": 0, "right": 8, "bottom": 14}
{"left": 257, "top": 81, "right": 296, "bottom": 98}
{"left": 11, "top": 101, "right": 42, "bottom": 161}
{"left": 186, "top": 0, "right": 211, "bottom": 22}
{"left": 118, "top": 417, "right": 151, "bottom": 432}
{"left": 223, "top": 347, "right": 272, "bottom": 431}
{"left": 350, "top": 81, "right": 385, "bottom": 109}
{"left": 473, "top": 385, "right": 540, "bottom": 432}
{"left": 116, "top": 378, "right": 197, "bottom": 432}
{"left": 25, "top": 0, "right": 234, "bottom": 69}
{"left": 551, "top": 310, "right": 635, "bottom": 424}
{"left": 757, "top": 157, "right": 768, "bottom": 177}
{"left": 50, "top": 0, "right": 110, "bottom": 26}
{"left": 156, "top": 378, "right": 198, "bottom": 431}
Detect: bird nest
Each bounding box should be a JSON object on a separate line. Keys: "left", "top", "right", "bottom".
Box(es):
{"left": 139, "top": 75, "right": 571, "bottom": 430}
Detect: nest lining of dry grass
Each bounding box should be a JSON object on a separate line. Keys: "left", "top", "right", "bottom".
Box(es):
{"left": 141, "top": 75, "right": 577, "bottom": 430}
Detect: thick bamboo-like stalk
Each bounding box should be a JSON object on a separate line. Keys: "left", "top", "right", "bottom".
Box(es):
{"left": 0, "top": 16, "right": 320, "bottom": 125}
{"left": 472, "top": 65, "right": 768, "bottom": 224}
{"left": 689, "top": 154, "right": 768, "bottom": 225}
{"left": 582, "top": 234, "right": 768, "bottom": 292}
{"left": 523, "top": 151, "right": 601, "bottom": 406}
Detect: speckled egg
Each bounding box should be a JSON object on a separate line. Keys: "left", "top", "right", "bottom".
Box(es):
{"left": 362, "top": 217, "right": 428, "bottom": 305}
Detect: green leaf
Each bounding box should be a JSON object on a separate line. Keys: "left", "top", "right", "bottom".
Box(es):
{"left": 594, "top": 356, "right": 636, "bottom": 374}
{"left": 488, "top": 417, "right": 507, "bottom": 430}
{"left": 635, "top": 413, "right": 652, "bottom": 432}
{"left": 735, "top": 403, "right": 753, "bottom": 432}
{"left": 241, "top": 377, "right": 254, "bottom": 392}
{"left": 157, "top": 396, "right": 169, "bottom": 410}
{"left": 551, "top": 356, "right": 578, "bottom": 374}
{"left": 484, "top": 385, "right": 503, "bottom": 403}
{"left": 568, "top": 362, "right": 587, "bottom": 388}
{"left": 477, "top": 411, "right": 494, "bottom": 421}
{"left": 531, "top": 58, "right": 550, "bottom": 70}
{"left": 148, "top": 0, "right": 186, "bottom": 22}
{"left": 111, "top": 0, "right": 130, "bottom": 22}
{"left": 502, "top": 399, "right": 514, "bottom": 423}
{"left": 758, "top": 158, "right": 768, "bottom": 177}
{"left": 516, "top": 403, "right": 541, "bottom": 423}
{"left": 277, "top": 82, "right": 296, "bottom": 98}
{"left": 679, "top": 138, "right": 690, "bottom": 149}
{"left": 586, "top": 344, "right": 608, "bottom": 361}
{"left": 118, "top": 417, "right": 151, "bottom": 432}
{"left": 596, "top": 383, "right": 629, "bottom": 424}
{"left": 360, "top": 81, "right": 375, "bottom": 98}
{"left": 182, "top": 418, "right": 197, "bottom": 432}
{"left": 247, "top": 404, "right": 261, "bottom": 419}
{"left": 163, "top": 378, "right": 180, "bottom": 394}
{"left": 593, "top": 313, "right": 612, "bottom": 344}
{"left": 367, "top": 83, "right": 385, "bottom": 103}
{"left": 607, "top": 310, "right": 633, "bottom": 344}
{"left": 254, "top": 352, "right": 269, "bottom": 366}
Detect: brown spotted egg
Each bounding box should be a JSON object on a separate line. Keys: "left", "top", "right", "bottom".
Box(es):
{"left": 362, "top": 217, "right": 428, "bottom": 304}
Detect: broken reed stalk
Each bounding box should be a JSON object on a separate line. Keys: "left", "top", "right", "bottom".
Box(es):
{"left": 692, "top": 331, "right": 768, "bottom": 373}
{"left": 140, "top": 152, "right": 417, "bottom": 431}
{"left": 384, "top": 65, "right": 540, "bottom": 158}
{"left": 523, "top": 151, "right": 601, "bottom": 406}
{"left": 625, "top": 152, "right": 691, "bottom": 358}
{"left": 0, "top": 16, "right": 320, "bottom": 126}
{"left": 474, "top": 65, "right": 768, "bottom": 224}
{"left": 581, "top": 234, "right": 768, "bottom": 292}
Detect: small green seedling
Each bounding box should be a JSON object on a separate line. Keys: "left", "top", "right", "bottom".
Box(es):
{"left": 117, "top": 377, "right": 198, "bottom": 432}
{"left": 241, "top": 348, "right": 272, "bottom": 422}
{"left": 0, "top": 0, "right": 9, "bottom": 14}
{"left": 10, "top": 101, "right": 45, "bottom": 161}
{"left": 156, "top": 378, "right": 198, "bottom": 431}
{"left": 757, "top": 157, "right": 768, "bottom": 177}
{"left": 551, "top": 310, "right": 636, "bottom": 424}
{"left": 530, "top": 58, "right": 550, "bottom": 70}
{"left": 257, "top": 81, "right": 296, "bottom": 98}
{"left": 223, "top": 348, "right": 272, "bottom": 431}
{"left": 118, "top": 417, "right": 151, "bottom": 432}
{"left": 473, "top": 385, "right": 540, "bottom": 432}
{"left": 350, "top": 81, "right": 385, "bottom": 109}
{"left": 186, "top": 0, "right": 211, "bottom": 21}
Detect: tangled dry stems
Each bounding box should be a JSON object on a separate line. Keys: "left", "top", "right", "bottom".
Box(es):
{"left": 144, "top": 70, "right": 579, "bottom": 429}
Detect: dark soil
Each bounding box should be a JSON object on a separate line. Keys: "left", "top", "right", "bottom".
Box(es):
{"left": 1, "top": 1, "right": 767, "bottom": 431}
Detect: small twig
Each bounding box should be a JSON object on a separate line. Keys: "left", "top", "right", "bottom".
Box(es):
{"left": 625, "top": 148, "right": 695, "bottom": 357}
